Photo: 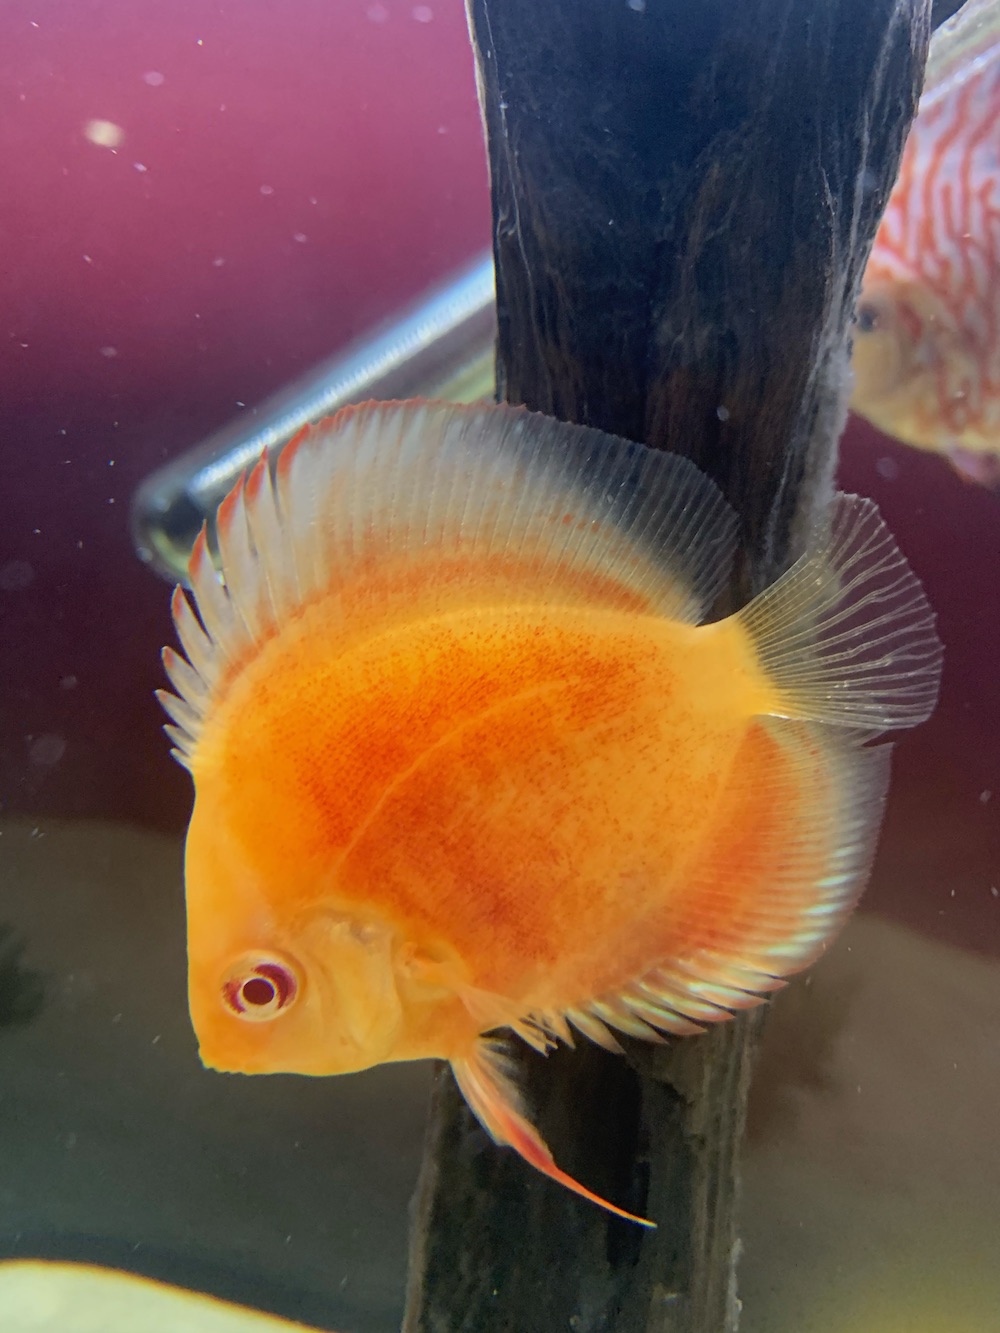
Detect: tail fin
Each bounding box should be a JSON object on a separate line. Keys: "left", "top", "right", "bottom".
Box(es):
{"left": 738, "top": 493, "right": 942, "bottom": 733}
{"left": 452, "top": 1041, "right": 655, "bottom": 1227}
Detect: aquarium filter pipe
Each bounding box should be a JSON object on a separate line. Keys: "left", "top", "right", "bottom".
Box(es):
{"left": 130, "top": 252, "right": 497, "bottom": 584}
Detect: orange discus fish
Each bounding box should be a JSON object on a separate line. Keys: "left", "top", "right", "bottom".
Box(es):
{"left": 158, "top": 399, "right": 942, "bottom": 1225}
{"left": 851, "top": 0, "right": 1000, "bottom": 486}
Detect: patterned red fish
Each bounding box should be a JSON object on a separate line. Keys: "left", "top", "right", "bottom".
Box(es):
{"left": 851, "top": 0, "right": 1000, "bottom": 485}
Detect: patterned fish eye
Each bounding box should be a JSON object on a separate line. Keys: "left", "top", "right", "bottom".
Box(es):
{"left": 854, "top": 302, "right": 881, "bottom": 335}
{"left": 221, "top": 954, "right": 299, "bottom": 1022}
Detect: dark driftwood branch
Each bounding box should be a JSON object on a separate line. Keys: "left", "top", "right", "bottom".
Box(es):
{"left": 403, "top": 3, "right": 929, "bottom": 1331}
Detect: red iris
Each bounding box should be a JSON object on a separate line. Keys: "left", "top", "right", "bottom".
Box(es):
{"left": 221, "top": 956, "right": 298, "bottom": 1019}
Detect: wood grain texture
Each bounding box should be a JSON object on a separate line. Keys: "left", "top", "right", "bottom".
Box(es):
{"left": 404, "top": 2, "right": 930, "bottom": 1330}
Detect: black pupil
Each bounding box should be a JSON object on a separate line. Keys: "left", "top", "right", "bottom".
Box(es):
{"left": 242, "top": 975, "right": 277, "bottom": 1007}
{"left": 855, "top": 303, "right": 880, "bottom": 334}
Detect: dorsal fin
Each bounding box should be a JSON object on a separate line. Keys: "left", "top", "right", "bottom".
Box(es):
{"left": 160, "top": 399, "right": 736, "bottom": 768}
{"left": 922, "top": 0, "right": 1000, "bottom": 111}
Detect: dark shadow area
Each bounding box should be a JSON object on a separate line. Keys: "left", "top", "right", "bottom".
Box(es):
{"left": 0, "top": 924, "right": 45, "bottom": 1029}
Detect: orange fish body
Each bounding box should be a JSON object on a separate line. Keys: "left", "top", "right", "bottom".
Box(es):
{"left": 851, "top": 0, "right": 1000, "bottom": 485}
{"left": 160, "top": 400, "right": 941, "bottom": 1223}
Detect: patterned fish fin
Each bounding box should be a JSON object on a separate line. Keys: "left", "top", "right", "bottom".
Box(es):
{"left": 158, "top": 399, "right": 736, "bottom": 762}
{"left": 451, "top": 1039, "right": 655, "bottom": 1227}
{"left": 569, "top": 724, "right": 891, "bottom": 1043}
{"left": 922, "top": 0, "right": 1000, "bottom": 110}
{"left": 947, "top": 444, "right": 1000, "bottom": 489}
{"left": 737, "top": 493, "right": 942, "bottom": 734}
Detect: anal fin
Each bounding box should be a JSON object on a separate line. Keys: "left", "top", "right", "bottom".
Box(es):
{"left": 451, "top": 1041, "right": 655, "bottom": 1228}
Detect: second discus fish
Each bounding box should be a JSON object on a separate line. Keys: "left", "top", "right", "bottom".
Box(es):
{"left": 851, "top": 0, "right": 1000, "bottom": 485}
{"left": 159, "top": 399, "right": 942, "bottom": 1224}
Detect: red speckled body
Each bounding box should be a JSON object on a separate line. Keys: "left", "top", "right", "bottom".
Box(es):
{"left": 161, "top": 399, "right": 941, "bottom": 1219}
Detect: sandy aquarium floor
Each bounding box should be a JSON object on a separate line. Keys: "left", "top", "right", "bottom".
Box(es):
{"left": 1, "top": 814, "right": 998, "bottom": 1333}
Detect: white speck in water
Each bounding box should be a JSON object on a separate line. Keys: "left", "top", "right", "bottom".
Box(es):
{"left": 196, "top": 38, "right": 204, "bottom": 46}
{"left": 309, "top": 195, "right": 318, "bottom": 206}
{"left": 82, "top": 254, "right": 92, "bottom": 264}
{"left": 235, "top": 401, "right": 246, "bottom": 408}
{"left": 991, "top": 885, "right": 998, "bottom": 898}
{"left": 366, "top": 2, "right": 389, "bottom": 21}
{"left": 152, "top": 1034, "right": 161, "bottom": 1045}
{"left": 59, "top": 675, "right": 78, "bottom": 691}
{"left": 716, "top": 405, "right": 730, "bottom": 422}
{"left": 83, "top": 118, "right": 124, "bottom": 149}
{"left": 259, "top": 183, "right": 275, "bottom": 197}
{"left": 412, "top": 4, "right": 434, "bottom": 21}
{"left": 100, "top": 346, "right": 118, "bottom": 359}
{"left": 133, "top": 162, "right": 148, "bottom": 173}
{"left": 875, "top": 455, "right": 899, "bottom": 480}
{"left": 143, "top": 70, "right": 165, "bottom": 87}
{"left": 212, "top": 256, "right": 226, "bottom": 267}
{"left": 627, "top": 0, "right": 647, "bottom": 10}
{"left": 979, "top": 789, "right": 992, "bottom": 803}
{"left": 0, "top": 560, "right": 35, "bottom": 592}
{"left": 65, "top": 1133, "right": 77, "bottom": 1150}
{"left": 29, "top": 733, "right": 66, "bottom": 768}
{"left": 437, "top": 125, "right": 448, "bottom": 135}
{"left": 293, "top": 232, "right": 308, "bottom": 243}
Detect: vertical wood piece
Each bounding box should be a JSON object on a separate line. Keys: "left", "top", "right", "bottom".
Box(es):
{"left": 404, "top": 3, "right": 930, "bottom": 1331}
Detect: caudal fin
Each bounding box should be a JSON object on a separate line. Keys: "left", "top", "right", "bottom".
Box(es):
{"left": 738, "top": 493, "right": 942, "bottom": 733}
{"left": 451, "top": 1041, "right": 655, "bottom": 1227}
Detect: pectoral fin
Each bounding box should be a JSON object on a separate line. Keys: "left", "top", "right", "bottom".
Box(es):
{"left": 451, "top": 1040, "right": 655, "bottom": 1227}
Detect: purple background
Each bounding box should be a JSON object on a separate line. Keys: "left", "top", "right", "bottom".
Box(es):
{"left": 2, "top": 0, "right": 996, "bottom": 958}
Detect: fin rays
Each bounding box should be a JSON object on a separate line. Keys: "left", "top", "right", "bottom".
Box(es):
{"left": 159, "top": 399, "right": 737, "bottom": 765}
{"left": 739, "top": 493, "right": 942, "bottom": 732}
{"left": 486, "top": 726, "right": 892, "bottom": 1072}
{"left": 452, "top": 1040, "right": 655, "bottom": 1227}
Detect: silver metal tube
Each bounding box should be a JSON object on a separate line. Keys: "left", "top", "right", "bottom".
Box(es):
{"left": 131, "top": 252, "right": 496, "bottom": 583}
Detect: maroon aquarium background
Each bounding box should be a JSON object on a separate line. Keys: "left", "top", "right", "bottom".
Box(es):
{"left": 2, "top": 0, "right": 997, "bottom": 960}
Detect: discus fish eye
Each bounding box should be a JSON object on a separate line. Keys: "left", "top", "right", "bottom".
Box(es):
{"left": 221, "top": 954, "right": 299, "bottom": 1022}
{"left": 854, "top": 302, "right": 881, "bottom": 335}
